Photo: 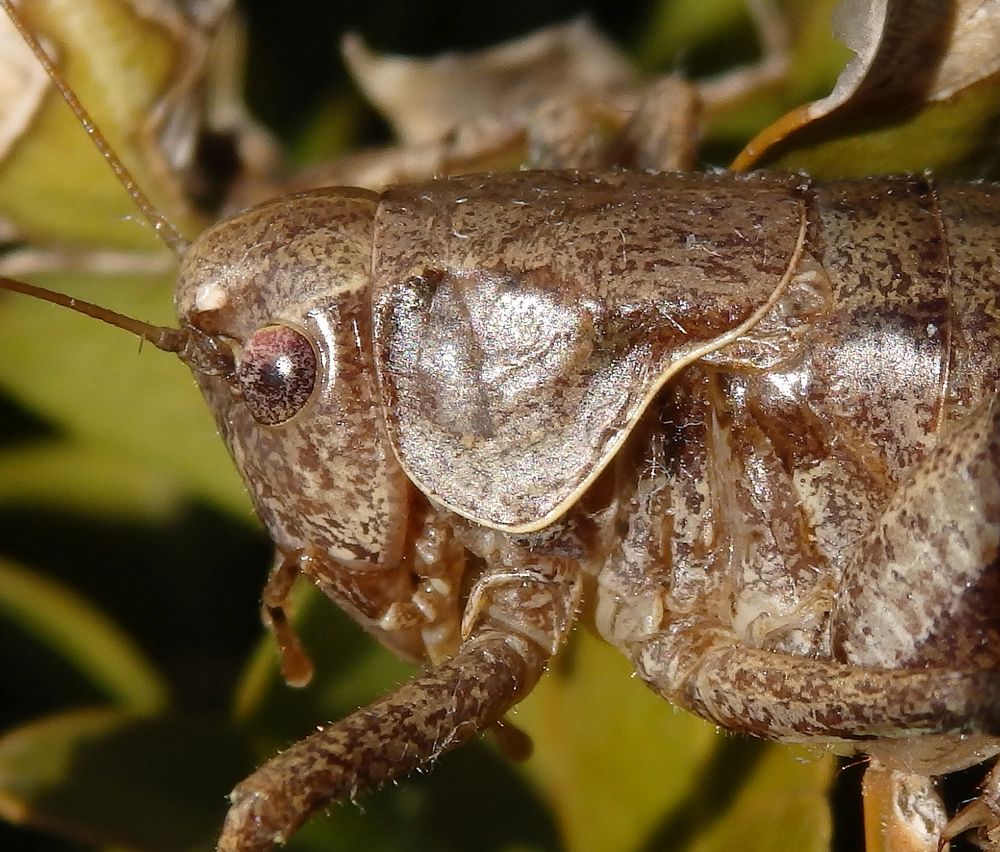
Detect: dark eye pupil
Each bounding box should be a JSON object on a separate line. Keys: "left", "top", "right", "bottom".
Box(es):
{"left": 237, "top": 325, "right": 317, "bottom": 426}
{"left": 260, "top": 354, "right": 294, "bottom": 388}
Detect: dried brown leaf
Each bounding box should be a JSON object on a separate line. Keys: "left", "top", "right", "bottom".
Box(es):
{"left": 733, "top": 0, "right": 1000, "bottom": 170}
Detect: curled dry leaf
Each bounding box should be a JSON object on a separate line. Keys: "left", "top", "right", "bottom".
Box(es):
{"left": 342, "top": 18, "right": 637, "bottom": 146}
{"left": 733, "top": 0, "right": 1000, "bottom": 173}
{"left": 0, "top": 11, "right": 48, "bottom": 241}
{"left": 288, "top": 19, "right": 705, "bottom": 193}
{"left": 0, "top": 9, "right": 48, "bottom": 163}
{"left": 294, "top": 20, "right": 643, "bottom": 192}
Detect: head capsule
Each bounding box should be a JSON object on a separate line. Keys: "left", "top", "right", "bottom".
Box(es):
{"left": 175, "top": 188, "right": 410, "bottom": 569}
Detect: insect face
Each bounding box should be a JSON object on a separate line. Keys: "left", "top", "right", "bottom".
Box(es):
{"left": 175, "top": 187, "right": 411, "bottom": 570}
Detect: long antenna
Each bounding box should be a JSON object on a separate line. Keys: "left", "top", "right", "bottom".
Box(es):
{"left": 0, "top": 276, "right": 233, "bottom": 374}
{"left": 0, "top": 0, "right": 190, "bottom": 258}
{"left": 0, "top": 275, "right": 185, "bottom": 350}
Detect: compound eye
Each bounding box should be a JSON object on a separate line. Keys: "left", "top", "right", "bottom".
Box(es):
{"left": 237, "top": 325, "right": 317, "bottom": 426}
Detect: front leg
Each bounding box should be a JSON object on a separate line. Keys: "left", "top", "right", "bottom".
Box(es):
{"left": 218, "top": 551, "right": 582, "bottom": 851}
{"left": 218, "top": 629, "right": 546, "bottom": 852}
{"left": 260, "top": 504, "right": 472, "bottom": 677}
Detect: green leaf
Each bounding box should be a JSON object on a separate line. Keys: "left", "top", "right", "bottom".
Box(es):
{"left": 734, "top": 0, "right": 1000, "bottom": 178}
{"left": 0, "top": 271, "right": 252, "bottom": 517}
{"left": 689, "top": 744, "right": 833, "bottom": 852}
{"left": 636, "top": 0, "right": 755, "bottom": 71}
{"left": 513, "top": 630, "right": 715, "bottom": 852}
{"left": 766, "top": 75, "right": 1000, "bottom": 178}
{"left": 0, "top": 558, "right": 168, "bottom": 713}
{"left": 0, "top": 708, "right": 251, "bottom": 851}
{"left": 0, "top": 0, "right": 204, "bottom": 248}
{"left": 512, "top": 629, "right": 836, "bottom": 852}
{"left": 0, "top": 441, "right": 182, "bottom": 521}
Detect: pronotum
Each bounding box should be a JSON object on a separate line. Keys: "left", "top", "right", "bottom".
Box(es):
{"left": 2, "top": 2, "right": 1000, "bottom": 851}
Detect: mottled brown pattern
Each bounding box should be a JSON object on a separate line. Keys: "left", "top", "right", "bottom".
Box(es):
{"left": 632, "top": 621, "right": 1000, "bottom": 740}
{"left": 808, "top": 177, "right": 955, "bottom": 480}
{"left": 936, "top": 184, "right": 1000, "bottom": 418}
{"left": 11, "top": 0, "right": 1000, "bottom": 841}
{"left": 236, "top": 325, "right": 317, "bottom": 426}
{"left": 167, "top": 172, "right": 1000, "bottom": 849}
{"left": 600, "top": 179, "right": 1000, "bottom": 843}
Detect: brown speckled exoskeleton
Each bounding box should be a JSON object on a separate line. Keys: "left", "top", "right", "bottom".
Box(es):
{"left": 4, "top": 3, "right": 1000, "bottom": 850}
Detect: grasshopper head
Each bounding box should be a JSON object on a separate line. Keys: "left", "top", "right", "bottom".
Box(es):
{"left": 175, "top": 188, "right": 411, "bottom": 571}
